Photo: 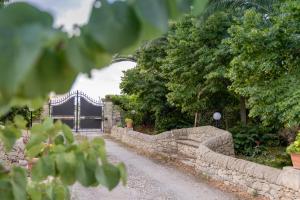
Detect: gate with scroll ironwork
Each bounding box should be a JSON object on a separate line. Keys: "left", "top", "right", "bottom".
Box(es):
{"left": 49, "top": 91, "right": 103, "bottom": 132}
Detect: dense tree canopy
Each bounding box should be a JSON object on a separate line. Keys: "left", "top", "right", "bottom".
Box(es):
{"left": 118, "top": 0, "right": 300, "bottom": 134}
{"left": 120, "top": 38, "right": 193, "bottom": 132}
{"left": 226, "top": 0, "right": 300, "bottom": 127}
{"left": 118, "top": 12, "right": 244, "bottom": 130}
{"left": 121, "top": 38, "right": 169, "bottom": 112}
{"left": 162, "top": 13, "right": 238, "bottom": 126}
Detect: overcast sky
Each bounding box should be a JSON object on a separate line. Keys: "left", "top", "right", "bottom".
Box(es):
{"left": 15, "top": 0, "right": 136, "bottom": 98}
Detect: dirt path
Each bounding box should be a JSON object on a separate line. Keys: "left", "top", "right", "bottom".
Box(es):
{"left": 71, "top": 138, "right": 237, "bottom": 200}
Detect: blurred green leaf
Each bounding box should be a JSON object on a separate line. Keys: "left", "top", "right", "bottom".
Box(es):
{"left": 0, "top": 180, "right": 14, "bottom": 200}
{"left": 13, "top": 115, "right": 27, "bottom": 129}
{"left": 26, "top": 133, "right": 47, "bottom": 150}
{"left": 56, "top": 153, "right": 76, "bottom": 185}
{"left": 26, "top": 143, "right": 45, "bottom": 158}
{"left": 0, "top": 126, "right": 21, "bottom": 151}
{"left": 133, "top": 0, "right": 169, "bottom": 33}
{"left": 53, "top": 182, "right": 69, "bottom": 200}
{"left": 62, "top": 124, "right": 74, "bottom": 144}
{"left": 66, "top": 37, "right": 96, "bottom": 74}
{"left": 31, "top": 155, "right": 55, "bottom": 181}
{"left": 54, "top": 134, "right": 64, "bottom": 145}
{"left": 86, "top": 1, "right": 141, "bottom": 53}
{"left": 117, "top": 163, "right": 127, "bottom": 185}
{"left": 76, "top": 153, "right": 98, "bottom": 187}
{"left": 11, "top": 167, "right": 27, "bottom": 200}
{"left": 27, "top": 183, "right": 42, "bottom": 200}
{"left": 95, "top": 163, "right": 120, "bottom": 190}
{"left": 0, "top": 19, "right": 51, "bottom": 96}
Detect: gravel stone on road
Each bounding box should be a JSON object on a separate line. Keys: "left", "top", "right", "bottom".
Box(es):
{"left": 71, "top": 137, "right": 237, "bottom": 200}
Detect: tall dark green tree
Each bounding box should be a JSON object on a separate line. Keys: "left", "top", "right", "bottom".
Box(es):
{"left": 201, "top": 0, "right": 280, "bottom": 125}
{"left": 120, "top": 38, "right": 193, "bottom": 132}
{"left": 162, "top": 13, "right": 238, "bottom": 127}
{"left": 225, "top": 0, "right": 300, "bottom": 128}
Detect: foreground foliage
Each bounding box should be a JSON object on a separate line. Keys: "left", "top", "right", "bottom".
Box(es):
{"left": 0, "top": 0, "right": 208, "bottom": 114}
{"left": 0, "top": 0, "right": 210, "bottom": 199}
{"left": 1, "top": 117, "right": 126, "bottom": 200}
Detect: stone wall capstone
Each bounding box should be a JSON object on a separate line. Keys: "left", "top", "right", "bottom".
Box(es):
{"left": 110, "top": 126, "right": 300, "bottom": 200}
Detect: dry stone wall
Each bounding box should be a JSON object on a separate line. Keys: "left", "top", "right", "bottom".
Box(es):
{"left": 110, "top": 126, "right": 300, "bottom": 200}
{"left": 0, "top": 131, "right": 28, "bottom": 168}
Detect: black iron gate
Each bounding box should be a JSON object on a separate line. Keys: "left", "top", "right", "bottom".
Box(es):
{"left": 49, "top": 91, "right": 103, "bottom": 132}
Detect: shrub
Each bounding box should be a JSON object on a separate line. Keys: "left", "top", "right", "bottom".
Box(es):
{"left": 125, "top": 118, "right": 133, "bottom": 124}
{"left": 0, "top": 106, "right": 42, "bottom": 127}
{"left": 287, "top": 132, "right": 300, "bottom": 154}
{"left": 154, "top": 107, "right": 193, "bottom": 133}
{"left": 229, "top": 123, "right": 279, "bottom": 156}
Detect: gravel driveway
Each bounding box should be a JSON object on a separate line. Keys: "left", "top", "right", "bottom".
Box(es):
{"left": 71, "top": 138, "right": 237, "bottom": 200}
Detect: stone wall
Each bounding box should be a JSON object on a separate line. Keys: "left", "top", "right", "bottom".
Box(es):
{"left": 110, "top": 126, "right": 300, "bottom": 200}
{"left": 111, "top": 127, "right": 177, "bottom": 155}
{"left": 195, "top": 135, "right": 300, "bottom": 200}
{"left": 0, "top": 131, "right": 28, "bottom": 168}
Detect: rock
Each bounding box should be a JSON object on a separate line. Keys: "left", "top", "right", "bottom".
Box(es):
{"left": 277, "top": 167, "right": 300, "bottom": 191}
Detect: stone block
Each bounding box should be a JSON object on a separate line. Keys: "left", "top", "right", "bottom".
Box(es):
{"left": 277, "top": 167, "right": 300, "bottom": 191}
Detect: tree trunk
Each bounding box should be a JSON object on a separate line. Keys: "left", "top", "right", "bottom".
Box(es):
{"left": 224, "top": 113, "right": 229, "bottom": 130}
{"left": 194, "top": 112, "right": 199, "bottom": 127}
{"left": 194, "top": 88, "right": 206, "bottom": 127}
{"left": 240, "top": 96, "right": 247, "bottom": 125}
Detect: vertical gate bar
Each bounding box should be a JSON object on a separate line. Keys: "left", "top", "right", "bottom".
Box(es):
{"left": 48, "top": 101, "right": 51, "bottom": 117}
{"left": 102, "top": 104, "right": 104, "bottom": 132}
{"left": 76, "top": 90, "right": 79, "bottom": 132}
{"left": 30, "top": 111, "right": 33, "bottom": 128}
{"left": 101, "top": 97, "right": 104, "bottom": 133}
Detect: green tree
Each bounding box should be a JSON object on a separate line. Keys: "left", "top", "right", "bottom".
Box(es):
{"left": 200, "top": 0, "right": 280, "bottom": 125}
{"left": 162, "top": 13, "right": 238, "bottom": 127}
{"left": 225, "top": 0, "right": 300, "bottom": 128}
{"left": 121, "top": 38, "right": 168, "bottom": 113}
{"left": 120, "top": 38, "right": 192, "bottom": 132}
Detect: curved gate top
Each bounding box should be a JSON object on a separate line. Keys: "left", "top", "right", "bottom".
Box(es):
{"left": 49, "top": 91, "right": 103, "bottom": 132}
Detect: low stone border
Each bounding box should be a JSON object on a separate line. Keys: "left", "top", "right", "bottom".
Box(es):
{"left": 111, "top": 126, "right": 300, "bottom": 200}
